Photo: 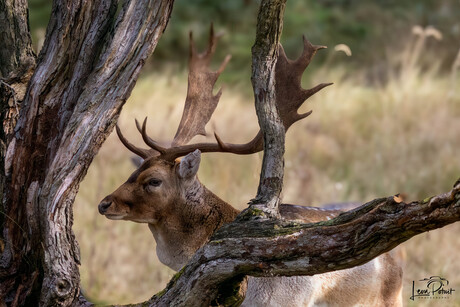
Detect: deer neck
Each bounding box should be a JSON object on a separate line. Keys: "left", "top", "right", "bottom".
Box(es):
{"left": 148, "top": 180, "right": 239, "bottom": 271}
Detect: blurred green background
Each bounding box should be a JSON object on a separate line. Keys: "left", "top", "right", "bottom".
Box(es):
{"left": 29, "top": 0, "right": 460, "bottom": 81}
{"left": 28, "top": 0, "right": 460, "bottom": 306}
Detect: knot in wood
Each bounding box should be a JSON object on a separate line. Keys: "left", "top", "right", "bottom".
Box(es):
{"left": 55, "top": 278, "right": 72, "bottom": 298}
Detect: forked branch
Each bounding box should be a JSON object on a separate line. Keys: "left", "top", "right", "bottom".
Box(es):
{"left": 249, "top": 0, "right": 287, "bottom": 215}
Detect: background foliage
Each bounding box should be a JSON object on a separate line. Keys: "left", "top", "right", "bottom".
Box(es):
{"left": 28, "top": 0, "right": 460, "bottom": 305}
{"left": 29, "top": 0, "right": 460, "bottom": 80}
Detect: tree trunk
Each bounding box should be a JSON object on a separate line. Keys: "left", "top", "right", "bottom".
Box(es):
{"left": 0, "top": 1, "right": 37, "bottom": 306}
{"left": 0, "top": 0, "right": 174, "bottom": 305}
{"left": 0, "top": 0, "right": 36, "bottom": 257}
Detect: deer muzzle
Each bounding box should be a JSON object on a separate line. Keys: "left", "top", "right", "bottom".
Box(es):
{"left": 98, "top": 198, "right": 112, "bottom": 215}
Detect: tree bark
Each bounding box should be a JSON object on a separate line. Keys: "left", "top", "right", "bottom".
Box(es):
{"left": 249, "top": 0, "right": 287, "bottom": 217}
{"left": 0, "top": 0, "right": 174, "bottom": 305}
{"left": 0, "top": 0, "right": 36, "bottom": 253}
{"left": 0, "top": 0, "right": 35, "bottom": 78}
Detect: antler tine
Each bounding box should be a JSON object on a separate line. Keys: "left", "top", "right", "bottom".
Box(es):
{"left": 189, "top": 31, "right": 197, "bottom": 58}
{"left": 205, "top": 23, "right": 217, "bottom": 59}
{"left": 172, "top": 24, "right": 231, "bottom": 147}
{"left": 158, "top": 131, "right": 264, "bottom": 162}
{"left": 213, "top": 131, "right": 264, "bottom": 154}
{"left": 139, "top": 118, "right": 167, "bottom": 155}
{"left": 188, "top": 24, "right": 220, "bottom": 68}
{"left": 214, "top": 132, "right": 228, "bottom": 150}
{"left": 301, "top": 82, "right": 333, "bottom": 103}
{"left": 217, "top": 54, "right": 232, "bottom": 74}
{"left": 294, "top": 35, "right": 327, "bottom": 72}
{"left": 115, "top": 124, "right": 153, "bottom": 159}
{"left": 134, "top": 118, "right": 142, "bottom": 133}
{"left": 295, "top": 109, "right": 313, "bottom": 122}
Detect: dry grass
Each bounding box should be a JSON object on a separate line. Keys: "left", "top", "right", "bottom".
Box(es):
{"left": 74, "top": 37, "right": 460, "bottom": 305}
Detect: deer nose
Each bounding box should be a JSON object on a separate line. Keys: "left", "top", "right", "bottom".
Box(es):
{"left": 98, "top": 198, "right": 112, "bottom": 214}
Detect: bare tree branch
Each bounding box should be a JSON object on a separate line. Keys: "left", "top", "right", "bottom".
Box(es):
{"left": 249, "top": 0, "right": 287, "bottom": 217}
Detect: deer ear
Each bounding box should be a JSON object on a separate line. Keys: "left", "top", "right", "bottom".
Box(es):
{"left": 177, "top": 150, "right": 201, "bottom": 179}
{"left": 131, "top": 156, "right": 144, "bottom": 168}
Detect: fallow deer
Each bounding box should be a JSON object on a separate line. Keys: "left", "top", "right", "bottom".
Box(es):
{"left": 98, "top": 26, "right": 403, "bottom": 306}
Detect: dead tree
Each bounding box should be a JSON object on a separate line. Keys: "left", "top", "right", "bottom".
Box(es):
{"left": 0, "top": 0, "right": 459, "bottom": 306}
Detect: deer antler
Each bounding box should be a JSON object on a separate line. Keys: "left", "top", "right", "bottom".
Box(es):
{"left": 115, "top": 24, "right": 230, "bottom": 159}
{"left": 117, "top": 31, "right": 331, "bottom": 162}
{"left": 196, "top": 37, "right": 332, "bottom": 155}
{"left": 172, "top": 24, "right": 231, "bottom": 147}
{"left": 133, "top": 117, "right": 263, "bottom": 160}
{"left": 116, "top": 125, "right": 157, "bottom": 159}
{"left": 276, "top": 36, "right": 333, "bottom": 130}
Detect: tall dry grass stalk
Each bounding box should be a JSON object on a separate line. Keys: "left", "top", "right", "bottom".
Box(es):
{"left": 74, "top": 33, "right": 460, "bottom": 305}
{"left": 403, "top": 25, "right": 443, "bottom": 77}
{"left": 451, "top": 46, "right": 460, "bottom": 93}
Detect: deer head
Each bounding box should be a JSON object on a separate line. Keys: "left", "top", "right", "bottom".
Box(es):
{"left": 98, "top": 150, "right": 201, "bottom": 223}
{"left": 98, "top": 24, "right": 330, "bottom": 269}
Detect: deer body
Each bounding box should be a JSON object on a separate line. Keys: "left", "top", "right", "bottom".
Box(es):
{"left": 244, "top": 257, "right": 402, "bottom": 307}
{"left": 99, "top": 151, "right": 403, "bottom": 306}
{"left": 99, "top": 27, "right": 403, "bottom": 306}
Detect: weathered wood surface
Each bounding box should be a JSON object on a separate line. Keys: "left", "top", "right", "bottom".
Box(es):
{"left": 250, "top": 0, "right": 287, "bottom": 217}
{"left": 0, "top": 0, "right": 174, "bottom": 305}
{"left": 0, "top": 0, "right": 36, "bottom": 259}
{"left": 0, "top": 0, "right": 35, "bottom": 78}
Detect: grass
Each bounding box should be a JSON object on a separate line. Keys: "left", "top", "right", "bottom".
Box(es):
{"left": 74, "top": 36, "right": 460, "bottom": 305}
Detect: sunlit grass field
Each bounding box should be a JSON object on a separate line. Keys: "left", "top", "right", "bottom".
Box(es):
{"left": 74, "top": 35, "right": 460, "bottom": 305}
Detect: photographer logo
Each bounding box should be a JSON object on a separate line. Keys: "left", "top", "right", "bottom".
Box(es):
{"left": 410, "top": 276, "right": 455, "bottom": 301}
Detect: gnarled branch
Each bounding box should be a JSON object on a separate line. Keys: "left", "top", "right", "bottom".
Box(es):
{"left": 119, "top": 179, "right": 460, "bottom": 306}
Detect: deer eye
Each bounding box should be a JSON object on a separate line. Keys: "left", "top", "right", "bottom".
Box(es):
{"left": 144, "top": 178, "right": 162, "bottom": 188}
{"left": 146, "top": 178, "right": 162, "bottom": 187}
